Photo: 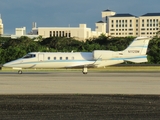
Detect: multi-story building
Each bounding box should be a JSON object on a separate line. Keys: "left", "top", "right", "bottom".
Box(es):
{"left": 139, "top": 13, "right": 160, "bottom": 37}
{"left": 103, "top": 9, "right": 160, "bottom": 37}
{"left": 0, "top": 14, "right": 4, "bottom": 35}
{"left": 31, "top": 23, "right": 107, "bottom": 41}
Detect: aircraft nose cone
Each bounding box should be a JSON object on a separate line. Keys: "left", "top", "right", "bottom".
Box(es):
{"left": 3, "top": 59, "right": 23, "bottom": 68}
{"left": 3, "top": 63, "right": 10, "bottom": 67}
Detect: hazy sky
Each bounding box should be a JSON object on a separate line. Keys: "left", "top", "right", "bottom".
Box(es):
{"left": 0, "top": 0, "right": 160, "bottom": 34}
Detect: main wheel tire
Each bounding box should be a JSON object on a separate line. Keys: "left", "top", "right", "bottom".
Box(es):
{"left": 18, "top": 70, "right": 22, "bottom": 74}
{"left": 83, "top": 72, "right": 87, "bottom": 74}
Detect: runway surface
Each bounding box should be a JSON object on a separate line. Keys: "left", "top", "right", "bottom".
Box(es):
{"left": 0, "top": 94, "right": 160, "bottom": 120}
{"left": 0, "top": 71, "right": 160, "bottom": 119}
{"left": 0, "top": 71, "right": 160, "bottom": 94}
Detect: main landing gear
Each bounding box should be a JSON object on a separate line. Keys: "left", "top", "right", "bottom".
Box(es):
{"left": 82, "top": 67, "right": 88, "bottom": 74}
{"left": 18, "top": 70, "right": 23, "bottom": 74}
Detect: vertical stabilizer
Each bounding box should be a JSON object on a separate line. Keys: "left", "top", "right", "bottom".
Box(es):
{"left": 123, "top": 37, "right": 151, "bottom": 56}
{"left": 122, "top": 37, "right": 151, "bottom": 63}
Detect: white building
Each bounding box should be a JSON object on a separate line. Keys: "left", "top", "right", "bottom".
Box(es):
{"left": 11, "top": 27, "right": 39, "bottom": 39}
{"left": 0, "top": 14, "right": 4, "bottom": 35}
{"left": 31, "top": 23, "right": 107, "bottom": 41}
{"left": 103, "top": 9, "right": 160, "bottom": 37}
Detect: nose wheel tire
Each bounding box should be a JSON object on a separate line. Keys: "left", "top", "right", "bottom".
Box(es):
{"left": 18, "top": 70, "right": 22, "bottom": 74}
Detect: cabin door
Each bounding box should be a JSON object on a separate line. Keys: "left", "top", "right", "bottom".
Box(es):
{"left": 38, "top": 54, "right": 44, "bottom": 61}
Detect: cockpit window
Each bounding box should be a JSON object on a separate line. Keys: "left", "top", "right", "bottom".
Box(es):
{"left": 23, "top": 54, "right": 36, "bottom": 58}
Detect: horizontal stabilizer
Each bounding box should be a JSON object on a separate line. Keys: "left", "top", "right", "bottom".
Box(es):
{"left": 124, "top": 56, "right": 148, "bottom": 63}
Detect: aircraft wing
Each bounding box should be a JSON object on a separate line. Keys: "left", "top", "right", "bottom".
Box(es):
{"left": 65, "top": 62, "right": 94, "bottom": 68}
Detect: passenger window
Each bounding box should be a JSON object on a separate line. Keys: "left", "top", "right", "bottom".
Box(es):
{"left": 54, "top": 57, "right": 56, "bottom": 60}
{"left": 48, "top": 57, "right": 50, "bottom": 60}
{"left": 32, "top": 54, "right": 36, "bottom": 57}
{"left": 60, "top": 57, "right": 62, "bottom": 60}
{"left": 66, "top": 57, "right": 68, "bottom": 60}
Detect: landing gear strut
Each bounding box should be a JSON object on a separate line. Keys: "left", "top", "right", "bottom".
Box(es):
{"left": 82, "top": 67, "right": 88, "bottom": 74}
{"left": 18, "top": 70, "right": 23, "bottom": 74}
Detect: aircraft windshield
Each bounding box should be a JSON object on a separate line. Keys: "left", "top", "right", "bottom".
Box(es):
{"left": 23, "top": 54, "right": 36, "bottom": 58}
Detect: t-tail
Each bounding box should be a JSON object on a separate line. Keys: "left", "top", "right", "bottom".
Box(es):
{"left": 122, "top": 37, "right": 151, "bottom": 63}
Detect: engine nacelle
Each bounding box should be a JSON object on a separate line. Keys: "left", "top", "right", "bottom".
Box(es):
{"left": 93, "top": 50, "right": 114, "bottom": 60}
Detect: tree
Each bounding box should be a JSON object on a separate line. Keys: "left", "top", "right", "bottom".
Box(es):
{"left": 147, "top": 37, "right": 160, "bottom": 64}
{"left": 0, "top": 36, "right": 158, "bottom": 64}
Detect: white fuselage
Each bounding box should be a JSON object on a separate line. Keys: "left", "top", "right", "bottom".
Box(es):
{"left": 3, "top": 51, "right": 124, "bottom": 69}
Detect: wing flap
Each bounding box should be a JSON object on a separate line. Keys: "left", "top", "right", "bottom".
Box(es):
{"left": 65, "top": 62, "right": 94, "bottom": 68}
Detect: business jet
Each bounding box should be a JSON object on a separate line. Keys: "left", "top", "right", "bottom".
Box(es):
{"left": 3, "top": 37, "right": 151, "bottom": 74}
